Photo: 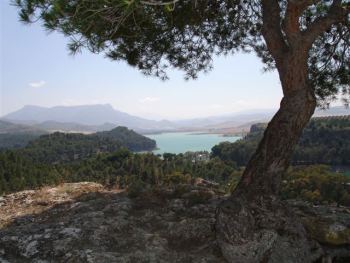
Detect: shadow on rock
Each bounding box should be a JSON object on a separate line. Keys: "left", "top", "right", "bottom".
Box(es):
{"left": 0, "top": 182, "right": 225, "bottom": 263}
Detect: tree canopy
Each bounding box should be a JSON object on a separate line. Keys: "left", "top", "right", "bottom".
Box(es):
{"left": 11, "top": 2, "right": 350, "bottom": 260}
{"left": 15, "top": 0, "right": 349, "bottom": 105}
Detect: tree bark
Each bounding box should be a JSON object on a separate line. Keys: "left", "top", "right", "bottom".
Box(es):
{"left": 231, "top": 1, "right": 316, "bottom": 198}
{"left": 215, "top": 54, "right": 321, "bottom": 262}
{"left": 214, "top": 1, "right": 348, "bottom": 261}
{"left": 235, "top": 72, "right": 317, "bottom": 197}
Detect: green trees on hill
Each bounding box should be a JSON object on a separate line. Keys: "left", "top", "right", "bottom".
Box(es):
{"left": 0, "top": 133, "right": 43, "bottom": 150}
{"left": 1, "top": 117, "right": 350, "bottom": 206}
{"left": 97, "top": 126, "right": 156, "bottom": 151}
{"left": 294, "top": 117, "right": 350, "bottom": 164}
{"left": 0, "top": 120, "right": 47, "bottom": 150}
{"left": 1, "top": 149, "right": 349, "bottom": 206}
{"left": 14, "top": 1, "right": 350, "bottom": 259}
{"left": 282, "top": 165, "right": 350, "bottom": 206}
{"left": 8, "top": 127, "right": 156, "bottom": 164}
{"left": 0, "top": 149, "right": 235, "bottom": 195}
{"left": 1, "top": 116, "right": 350, "bottom": 197}
{"left": 0, "top": 151, "right": 62, "bottom": 194}
{"left": 226, "top": 165, "right": 350, "bottom": 206}
{"left": 0, "top": 125, "right": 157, "bottom": 194}
{"left": 0, "top": 126, "right": 156, "bottom": 156}
{"left": 22, "top": 132, "right": 123, "bottom": 164}
{"left": 212, "top": 117, "right": 350, "bottom": 166}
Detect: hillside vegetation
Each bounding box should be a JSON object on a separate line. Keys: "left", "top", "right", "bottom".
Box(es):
{"left": 22, "top": 132, "right": 123, "bottom": 164}
{"left": 20, "top": 127, "right": 155, "bottom": 163}
{"left": 0, "top": 119, "right": 157, "bottom": 152}
{"left": 0, "top": 116, "right": 349, "bottom": 206}
{"left": 0, "top": 120, "right": 47, "bottom": 150}
{"left": 1, "top": 136, "right": 349, "bottom": 207}
{"left": 96, "top": 126, "right": 156, "bottom": 151}
{"left": 212, "top": 116, "right": 350, "bottom": 166}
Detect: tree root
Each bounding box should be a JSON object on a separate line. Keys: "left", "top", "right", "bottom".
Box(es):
{"left": 215, "top": 195, "right": 323, "bottom": 263}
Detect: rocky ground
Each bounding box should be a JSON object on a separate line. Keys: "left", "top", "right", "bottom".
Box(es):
{"left": 0, "top": 181, "right": 349, "bottom": 263}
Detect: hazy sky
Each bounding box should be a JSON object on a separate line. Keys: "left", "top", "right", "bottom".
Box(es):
{"left": 0, "top": 1, "right": 284, "bottom": 120}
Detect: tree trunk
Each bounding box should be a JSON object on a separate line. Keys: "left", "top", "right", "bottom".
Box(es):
{"left": 215, "top": 56, "right": 323, "bottom": 262}
{"left": 235, "top": 83, "right": 316, "bottom": 197}
{"left": 235, "top": 47, "right": 317, "bottom": 197}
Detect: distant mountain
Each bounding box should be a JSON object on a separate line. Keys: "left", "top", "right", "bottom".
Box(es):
{"left": 0, "top": 119, "right": 155, "bottom": 152}
{"left": 3, "top": 104, "right": 178, "bottom": 131}
{"left": 314, "top": 106, "right": 350, "bottom": 117}
{"left": 172, "top": 109, "right": 277, "bottom": 132}
{"left": 174, "top": 107, "right": 350, "bottom": 130}
{"left": 3, "top": 105, "right": 349, "bottom": 135}
{"left": 169, "top": 107, "right": 350, "bottom": 135}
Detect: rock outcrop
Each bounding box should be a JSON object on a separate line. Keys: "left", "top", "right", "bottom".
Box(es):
{"left": 0, "top": 182, "right": 224, "bottom": 262}
{"left": 0, "top": 182, "right": 349, "bottom": 262}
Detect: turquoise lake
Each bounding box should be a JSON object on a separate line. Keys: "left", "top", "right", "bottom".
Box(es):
{"left": 145, "top": 132, "right": 241, "bottom": 154}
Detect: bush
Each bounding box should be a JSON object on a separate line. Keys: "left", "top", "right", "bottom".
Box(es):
{"left": 126, "top": 175, "right": 146, "bottom": 198}
{"left": 164, "top": 172, "right": 192, "bottom": 186}
{"left": 282, "top": 165, "right": 350, "bottom": 206}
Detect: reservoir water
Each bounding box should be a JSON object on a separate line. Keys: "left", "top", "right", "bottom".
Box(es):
{"left": 146, "top": 132, "right": 241, "bottom": 154}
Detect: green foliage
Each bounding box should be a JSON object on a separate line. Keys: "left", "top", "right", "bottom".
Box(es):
{"left": 9, "top": 126, "right": 156, "bottom": 164}
{"left": 13, "top": 0, "right": 350, "bottom": 103}
{"left": 281, "top": 165, "right": 350, "bottom": 206}
{"left": 1, "top": 148, "right": 349, "bottom": 207}
{"left": 163, "top": 172, "right": 191, "bottom": 186}
{"left": 0, "top": 151, "right": 63, "bottom": 194}
{"left": 224, "top": 165, "right": 350, "bottom": 206}
{"left": 212, "top": 117, "right": 350, "bottom": 166}
{"left": 21, "top": 132, "right": 123, "bottom": 164}
{"left": 0, "top": 147, "right": 235, "bottom": 195}
{"left": 97, "top": 126, "right": 156, "bottom": 152}
{"left": 211, "top": 140, "right": 257, "bottom": 167}
{"left": 294, "top": 117, "right": 350, "bottom": 165}
{"left": 1, "top": 118, "right": 350, "bottom": 205}
{"left": 0, "top": 133, "right": 42, "bottom": 150}
{"left": 126, "top": 174, "right": 146, "bottom": 198}
{"left": 0, "top": 120, "right": 47, "bottom": 150}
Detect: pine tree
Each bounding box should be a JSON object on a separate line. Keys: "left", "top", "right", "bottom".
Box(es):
{"left": 15, "top": 1, "right": 350, "bottom": 261}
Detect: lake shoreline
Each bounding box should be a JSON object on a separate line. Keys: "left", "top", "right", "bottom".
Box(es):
{"left": 145, "top": 132, "right": 241, "bottom": 155}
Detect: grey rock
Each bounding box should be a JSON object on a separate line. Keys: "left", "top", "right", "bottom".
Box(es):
{"left": 0, "top": 183, "right": 349, "bottom": 262}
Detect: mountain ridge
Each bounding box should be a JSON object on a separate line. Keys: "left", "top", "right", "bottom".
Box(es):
{"left": 3, "top": 104, "right": 178, "bottom": 132}
{"left": 3, "top": 104, "right": 349, "bottom": 134}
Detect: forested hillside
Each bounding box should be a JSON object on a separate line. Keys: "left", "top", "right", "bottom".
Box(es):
{"left": 1, "top": 148, "right": 349, "bottom": 206}
{"left": 19, "top": 127, "right": 156, "bottom": 164}
{"left": 0, "top": 119, "right": 156, "bottom": 153}
{"left": 22, "top": 132, "right": 123, "bottom": 164}
{"left": 0, "top": 133, "right": 44, "bottom": 150}
{"left": 1, "top": 116, "right": 349, "bottom": 206}
{"left": 0, "top": 149, "right": 235, "bottom": 195}
{"left": 212, "top": 116, "right": 350, "bottom": 166}
{"left": 96, "top": 126, "right": 156, "bottom": 151}
{"left": 0, "top": 120, "right": 47, "bottom": 150}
